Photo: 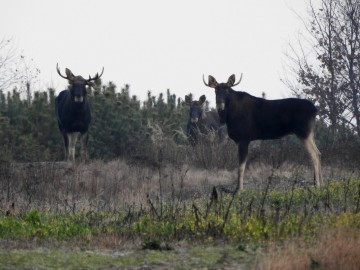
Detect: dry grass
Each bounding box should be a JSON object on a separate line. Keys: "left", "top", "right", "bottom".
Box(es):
{"left": 258, "top": 228, "right": 360, "bottom": 270}
{"left": 258, "top": 245, "right": 309, "bottom": 270}
{"left": 2, "top": 158, "right": 359, "bottom": 214}
{"left": 1, "top": 160, "right": 240, "bottom": 212}
{"left": 312, "top": 228, "right": 360, "bottom": 270}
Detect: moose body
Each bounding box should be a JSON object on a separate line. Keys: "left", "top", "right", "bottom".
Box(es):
{"left": 224, "top": 92, "right": 317, "bottom": 142}
{"left": 55, "top": 89, "right": 91, "bottom": 161}
{"left": 204, "top": 74, "right": 323, "bottom": 192}
{"left": 185, "top": 95, "right": 224, "bottom": 145}
{"left": 56, "top": 89, "right": 91, "bottom": 133}
{"left": 55, "top": 64, "right": 103, "bottom": 161}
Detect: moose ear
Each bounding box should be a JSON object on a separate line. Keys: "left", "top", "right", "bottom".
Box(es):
{"left": 184, "top": 95, "right": 192, "bottom": 105}
{"left": 65, "top": 68, "right": 75, "bottom": 80}
{"left": 208, "top": 75, "right": 218, "bottom": 88}
{"left": 199, "top": 95, "right": 206, "bottom": 105}
{"left": 227, "top": 74, "right": 236, "bottom": 87}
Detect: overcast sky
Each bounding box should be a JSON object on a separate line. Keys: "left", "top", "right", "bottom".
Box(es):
{"left": 1, "top": 0, "right": 310, "bottom": 107}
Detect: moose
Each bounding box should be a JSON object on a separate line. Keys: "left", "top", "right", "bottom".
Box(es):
{"left": 203, "top": 74, "right": 323, "bottom": 192}
{"left": 184, "top": 94, "right": 224, "bottom": 145}
{"left": 55, "top": 63, "right": 104, "bottom": 161}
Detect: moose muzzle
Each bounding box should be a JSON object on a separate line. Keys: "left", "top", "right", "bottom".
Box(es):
{"left": 74, "top": 95, "right": 84, "bottom": 103}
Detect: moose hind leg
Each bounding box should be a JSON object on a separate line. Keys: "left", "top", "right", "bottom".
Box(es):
{"left": 303, "top": 132, "right": 323, "bottom": 187}
{"left": 236, "top": 141, "right": 249, "bottom": 192}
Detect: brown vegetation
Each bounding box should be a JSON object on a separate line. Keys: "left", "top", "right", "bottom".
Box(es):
{"left": 258, "top": 228, "right": 360, "bottom": 270}
{"left": 0, "top": 153, "right": 357, "bottom": 215}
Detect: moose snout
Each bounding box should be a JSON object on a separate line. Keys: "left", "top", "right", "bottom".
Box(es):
{"left": 217, "top": 108, "right": 226, "bottom": 124}
{"left": 191, "top": 117, "right": 199, "bottom": 123}
{"left": 216, "top": 102, "right": 225, "bottom": 111}
{"left": 74, "top": 95, "right": 84, "bottom": 103}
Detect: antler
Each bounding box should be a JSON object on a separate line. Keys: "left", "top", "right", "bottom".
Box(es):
{"left": 202, "top": 74, "right": 210, "bottom": 87}
{"left": 232, "top": 73, "right": 243, "bottom": 87}
{"left": 56, "top": 63, "right": 69, "bottom": 80}
{"left": 87, "top": 67, "right": 104, "bottom": 82}
{"left": 203, "top": 74, "right": 218, "bottom": 88}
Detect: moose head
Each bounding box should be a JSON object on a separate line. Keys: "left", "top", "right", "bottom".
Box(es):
{"left": 203, "top": 74, "right": 242, "bottom": 123}
{"left": 56, "top": 63, "right": 104, "bottom": 103}
{"left": 184, "top": 94, "right": 207, "bottom": 124}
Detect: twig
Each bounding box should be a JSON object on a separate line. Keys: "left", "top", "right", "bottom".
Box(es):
{"left": 147, "top": 194, "right": 160, "bottom": 220}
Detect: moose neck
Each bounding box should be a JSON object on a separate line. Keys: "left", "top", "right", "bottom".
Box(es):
{"left": 226, "top": 89, "right": 247, "bottom": 112}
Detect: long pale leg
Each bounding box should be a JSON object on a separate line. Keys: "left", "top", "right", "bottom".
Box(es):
{"left": 67, "top": 132, "right": 79, "bottom": 161}
{"left": 79, "top": 132, "right": 89, "bottom": 162}
{"left": 303, "top": 132, "right": 323, "bottom": 187}
{"left": 62, "top": 131, "right": 69, "bottom": 161}
{"left": 235, "top": 141, "right": 249, "bottom": 193}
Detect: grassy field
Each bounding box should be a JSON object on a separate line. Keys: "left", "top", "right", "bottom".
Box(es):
{"left": 0, "top": 160, "right": 360, "bottom": 269}
{"left": 0, "top": 227, "right": 358, "bottom": 269}
{"left": 0, "top": 244, "right": 258, "bottom": 269}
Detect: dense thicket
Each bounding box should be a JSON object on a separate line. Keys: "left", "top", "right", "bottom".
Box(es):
{"left": 0, "top": 82, "right": 189, "bottom": 162}
{"left": 0, "top": 79, "right": 359, "bottom": 170}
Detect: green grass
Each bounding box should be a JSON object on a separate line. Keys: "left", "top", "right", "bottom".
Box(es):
{"left": 0, "top": 179, "right": 359, "bottom": 245}
{"left": 0, "top": 246, "right": 255, "bottom": 269}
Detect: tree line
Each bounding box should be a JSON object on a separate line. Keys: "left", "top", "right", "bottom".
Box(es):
{"left": 0, "top": 82, "right": 191, "bottom": 162}
{"left": 0, "top": 79, "right": 358, "bottom": 166}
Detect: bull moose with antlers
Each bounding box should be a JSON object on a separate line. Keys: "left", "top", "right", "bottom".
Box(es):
{"left": 203, "top": 74, "right": 323, "bottom": 192}
{"left": 55, "top": 63, "right": 104, "bottom": 161}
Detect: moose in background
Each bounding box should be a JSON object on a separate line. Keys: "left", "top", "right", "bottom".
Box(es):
{"left": 184, "top": 94, "right": 225, "bottom": 146}
{"left": 55, "top": 63, "right": 104, "bottom": 161}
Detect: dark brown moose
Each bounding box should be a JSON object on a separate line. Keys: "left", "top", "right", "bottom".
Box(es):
{"left": 203, "top": 74, "right": 323, "bottom": 192}
{"left": 55, "top": 63, "right": 104, "bottom": 161}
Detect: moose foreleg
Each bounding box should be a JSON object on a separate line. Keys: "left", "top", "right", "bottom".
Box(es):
{"left": 79, "top": 132, "right": 89, "bottom": 162}
{"left": 68, "top": 132, "right": 79, "bottom": 161}
{"left": 62, "top": 130, "right": 69, "bottom": 161}
{"left": 236, "top": 141, "right": 249, "bottom": 192}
